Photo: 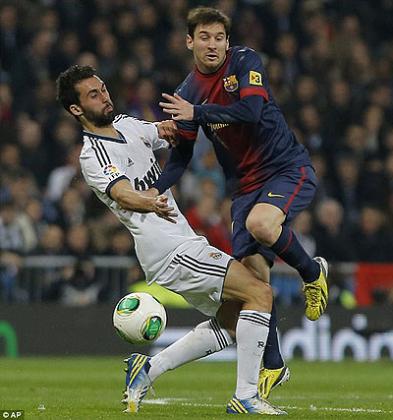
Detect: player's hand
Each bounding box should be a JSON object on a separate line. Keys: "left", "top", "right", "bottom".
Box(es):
{"left": 159, "top": 93, "right": 194, "bottom": 121}
{"left": 153, "top": 195, "right": 178, "bottom": 223}
{"left": 156, "top": 120, "right": 178, "bottom": 147}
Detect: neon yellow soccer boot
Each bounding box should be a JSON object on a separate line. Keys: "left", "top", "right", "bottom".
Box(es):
{"left": 303, "top": 257, "right": 328, "bottom": 321}
{"left": 258, "top": 366, "right": 290, "bottom": 399}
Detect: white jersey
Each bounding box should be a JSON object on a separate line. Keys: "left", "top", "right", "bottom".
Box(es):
{"left": 80, "top": 114, "right": 207, "bottom": 282}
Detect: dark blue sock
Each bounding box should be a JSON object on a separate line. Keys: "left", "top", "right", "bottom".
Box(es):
{"left": 263, "top": 300, "right": 284, "bottom": 369}
{"left": 271, "top": 225, "right": 320, "bottom": 283}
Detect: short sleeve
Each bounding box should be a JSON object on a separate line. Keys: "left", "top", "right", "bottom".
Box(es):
{"left": 80, "top": 143, "right": 129, "bottom": 198}
{"left": 141, "top": 121, "right": 169, "bottom": 151}
{"left": 115, "top": 114, "right": 169, "bottom": 151}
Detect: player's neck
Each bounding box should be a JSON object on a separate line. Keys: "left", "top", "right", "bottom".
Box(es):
{"left": 83, "top": 122, "right": 118, "bottom": 139}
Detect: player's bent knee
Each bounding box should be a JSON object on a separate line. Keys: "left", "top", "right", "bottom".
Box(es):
{"left": 245, "top": 214, "right": 277, "bottom": 245}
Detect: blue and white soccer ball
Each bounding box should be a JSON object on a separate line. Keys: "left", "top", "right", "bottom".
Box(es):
{"left": 113, "top": 292, "right": 167, "bottom": 344}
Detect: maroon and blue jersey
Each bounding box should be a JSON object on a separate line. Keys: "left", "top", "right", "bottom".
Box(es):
{"left": 154, "top": 46, "right": 311, "bottom": 197}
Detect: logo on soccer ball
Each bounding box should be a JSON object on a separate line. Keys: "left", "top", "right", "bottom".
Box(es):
{"left": 223, "top": 75, "right": 239, "bottom": 92}
{"left": 103, "top": 164, "right": 120, "bottom": 178}
{"left": 116, "top": 296, "right": 140, "bottom": 315}
{"left": 142, "top": 316, "right": 163, "bottom": 340}
{"left": 208, "top": 252, "right": 222, "bottom": 260}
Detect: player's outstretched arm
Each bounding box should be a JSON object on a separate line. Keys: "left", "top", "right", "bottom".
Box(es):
{"left": 160, "top": 92, "right": 263, "bottom": 124}
{"left": 109, "top": 179, "right": 177, "bottom": 223}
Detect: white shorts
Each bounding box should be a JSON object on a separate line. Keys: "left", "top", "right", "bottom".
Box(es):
{"left": 154, "top": 240, "right": 233, "bottom": 316}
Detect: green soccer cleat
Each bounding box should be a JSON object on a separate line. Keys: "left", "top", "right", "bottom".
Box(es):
{"left": 122, "top": 353, "right": 152, "bottom": 413}
{"left": 258, "top": 366, "right": 290, "bottom": 399}
{"left": 303, "top": 257, "right": 329, "bottom": 321}
{"left": 226, "top": 395, "right": 287, "bottom": 415}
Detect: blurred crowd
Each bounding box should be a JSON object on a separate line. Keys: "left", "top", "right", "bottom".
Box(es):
{"left": 1, "top": 0, "right": 393, "bottom": 304}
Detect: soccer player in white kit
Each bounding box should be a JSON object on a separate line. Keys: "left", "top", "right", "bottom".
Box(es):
{"left": 56, "top": 65, "right": 286, "bottom": 416}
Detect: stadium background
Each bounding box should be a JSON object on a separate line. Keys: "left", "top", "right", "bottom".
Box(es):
{"left": 1, "top": 0, "right": 393, "bottom": 361}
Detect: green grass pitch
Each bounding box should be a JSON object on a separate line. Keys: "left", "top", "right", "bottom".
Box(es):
{"left": 0, "top": 357, "right": 392, "bottom": 419}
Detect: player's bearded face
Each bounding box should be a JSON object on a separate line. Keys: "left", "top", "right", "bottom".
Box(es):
{"left": 82, "top": 101, "right": 115, "bottom": 127}
{"left": 76, "top": 77, "right": 115, "bottom": 127}
{"left": 189, "top": 23, "right": 228, "bottom": 73}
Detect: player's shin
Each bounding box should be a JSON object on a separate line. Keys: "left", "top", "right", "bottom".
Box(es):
{"left": 148, "top": 318, "right": 233, "bottom": 381}
{"left": 235, "top": 310, "right": 271, "bottom": 399}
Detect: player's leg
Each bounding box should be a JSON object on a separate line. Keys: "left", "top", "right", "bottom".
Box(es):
{"left": 145, "top": 244, "right": 236, "bottom": 386}
{"left": 241, "top": 254, "right": 290, "bottom": 398}
{"left": 219, "top": 262, "right": 273, "bottom": 394}
{"left": 149, "top": 253, "right": 274, "bottom": 394}
{"left": 220, "top": 260, "right": 286, "bottom": 415}
{"left": 122, "top": 315, "right": 235, "bottom": 412}
{"left": 231, "top": 199, "right": 289, "bottom": 398}
{"left": 123, "top": 258, "right": 283, "bottom": 413}
{"left": 123, "top": 245, "right": 235, "bottom": 412}
{"left": 241, "top": 254, "right": 284, "bottom": 369}
{"left": 245, "top": 166, "right": 328, "bottom": 321}
{"left": 231, "top": 193, "right": 289, "bottom": 401}
{"left": 147, "top": 317, "right": 234, "bottom": 381}
{"left": 122, "top": 316, "right": 235, "bottom": 413}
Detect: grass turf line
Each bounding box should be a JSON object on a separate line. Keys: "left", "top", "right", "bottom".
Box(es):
{"left": 0, "top": 358, "right": 392, "bottom": 419}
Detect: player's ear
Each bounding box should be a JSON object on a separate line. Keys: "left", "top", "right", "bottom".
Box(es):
{"left": 69, "top": 104, "right": 83, "bottom": 117}
{"left": 186, "top": 34, "right": 193, "bottom": 51}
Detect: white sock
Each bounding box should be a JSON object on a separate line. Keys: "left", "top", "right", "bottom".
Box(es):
{"left": 235, "top": 310, "right": 271, "bottom": 399}
{"left": 148, "top": 318, "right": 234, "bottom": 382}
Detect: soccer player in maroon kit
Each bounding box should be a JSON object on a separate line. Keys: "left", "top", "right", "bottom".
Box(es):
{"left": 154, "top": 6, "right": 329, "bottom": 401}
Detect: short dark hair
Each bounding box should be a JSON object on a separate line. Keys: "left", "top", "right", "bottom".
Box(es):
{"left": 187, "top": 6, "right": 231, "bottom": 38}
{"left": 56, "top": 65, "right": 97, "bottom": 113}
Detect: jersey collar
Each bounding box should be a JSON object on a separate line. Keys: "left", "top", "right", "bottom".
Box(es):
{"left": 83, "top": 130, "right": 127, "bottom": 143}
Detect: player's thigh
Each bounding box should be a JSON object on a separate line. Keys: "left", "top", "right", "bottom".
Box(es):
{"left": 222, "top": 259, "right": 272, "bottom": 305}
{"left": 257, "top": 165, "right": 317, "bottom": 223}
{"left": 215, "top": 255, "right": 271, "bottom": 334}
{"left": 241, "top": 253, "right": 271, "bottom": 284}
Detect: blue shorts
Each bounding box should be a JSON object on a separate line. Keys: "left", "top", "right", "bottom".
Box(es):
{"left": 231, "top": 165, "right": 317, "bottom": 265}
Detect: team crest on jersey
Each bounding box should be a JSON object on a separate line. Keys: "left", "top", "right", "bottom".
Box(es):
{"left": 208, "top": 252, "right": 222, "bottom": 260}
{"left": 249, "top": 70, "right": 263, "bottom": 86}
{"left": 141, "top": 137, "right": 151, "bottom": 148}
{"left": 103, "top": 164, "right": 120, "bottom": 179}
{"left": 223, "top": 75, "right": 239, "bottom": 92}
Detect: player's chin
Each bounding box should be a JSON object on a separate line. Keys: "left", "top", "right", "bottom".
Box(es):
{"left": 203, "top": 60, "right": 221, "bottom": 71}
{"left": 95, "top": 111, "right": 115, "bottom": 127}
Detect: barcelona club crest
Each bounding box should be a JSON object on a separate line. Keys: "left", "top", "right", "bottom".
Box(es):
{"left": 223, "top": 75, "right": 239, "bottom": 92}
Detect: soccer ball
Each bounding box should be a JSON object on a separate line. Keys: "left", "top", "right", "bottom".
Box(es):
{"left": 113, "top": 292, "right": 167, "bottom": 344}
